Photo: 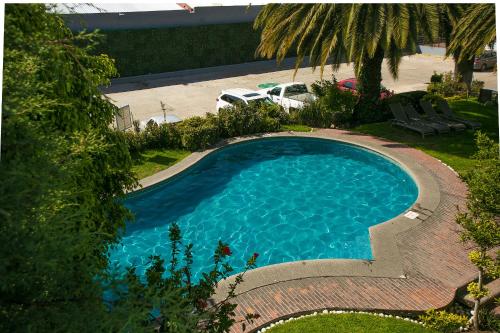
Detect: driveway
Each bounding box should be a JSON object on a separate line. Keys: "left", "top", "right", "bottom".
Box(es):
{"left": 103, "top": 54, "right": 497, "bottom": 122}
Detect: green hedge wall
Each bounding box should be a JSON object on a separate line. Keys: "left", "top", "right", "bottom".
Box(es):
{"left": 95, "top": 22, "right": 264, "bottom": 77}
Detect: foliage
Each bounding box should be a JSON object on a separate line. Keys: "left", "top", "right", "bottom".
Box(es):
{"left": 177, "top": 115, "right": 220, "bottom": 151}
{"left": 123, "top": 104, "right": 289, "bottom": 154}
{"left": 421, "top": 94, "right": 446, "bottom": 108}
{"left": 1, "top": 4, "right": 137, "bottom": 331}
{"left": 419, "top": 309, "right": 468, "bottom": 333}
{"left": 388, "top": 90, "right": 428, "bottom": 110}
{"left": 447, "top": 4, "right": 496, "bottom": 62}
{"left": 254, "top": 4, "right": 438, "bottom": 103}
{"left": 427, "top": 71, "right": 484, "bottom": 97}
{"left": 455, "top": 132, "right": 500, "bottom": 329}
{"left": 290, "top": 78, "right": 357, "bottom": 128}
{"left": 106, "top": 223, "right": 259, "bottom": 332}
{"left": 217, "top": 103, "right": 286, "bottom": 138}
{"left": 430, "top": 71, "right": 443, "bottom": 83}
{"left": 267, "top": 313, "right": 440, "bottom": 333}
{"left": 477, "top": 307, "right": 500, "bottom": 332}
{"left": 94, "top": 23, "right": 266, "bottom": 76}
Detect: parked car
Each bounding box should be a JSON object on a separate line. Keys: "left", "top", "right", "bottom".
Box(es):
{"left": 216, "top": 88, "right": 273, "bottom": 112}
{"left": 337, "top": 78, "right": 394, "bottom": 99}
{"left": 474, "top": 50, "right": 496, "bottom": 71}
{"left": 258, "top": 82, "right": 316, "bottom": 112}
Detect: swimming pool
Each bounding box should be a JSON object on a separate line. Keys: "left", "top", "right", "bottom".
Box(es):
{"left": 109, "top": 137, "right": 418, "bottom": 280}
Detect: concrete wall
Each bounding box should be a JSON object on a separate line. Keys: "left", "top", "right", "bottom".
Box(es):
{"left": 63, "top": 5, "right": 263, "bottom": 31}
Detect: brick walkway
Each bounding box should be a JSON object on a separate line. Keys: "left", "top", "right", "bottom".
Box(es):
{"left": 225, "top": 129, "right": 476, "bottom": 333}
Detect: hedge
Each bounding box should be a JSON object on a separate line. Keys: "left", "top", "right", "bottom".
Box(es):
{"left": 95, "top": 22, "right": 264, "bottom": 77}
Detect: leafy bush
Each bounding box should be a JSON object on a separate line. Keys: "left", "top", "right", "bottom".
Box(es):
{"left": 293, "top": 78, "right": 357, "bottom": 128}
{"left": 355, "top": 99, "right": 393, "bottom": 124}
{"left": 177, "top": 115, "right": 220, "bottom": 151}
{"left": 478, "top": 307, "right": 500, "bottom": 332}
{"left": 387, "top": 91, "right": 428, "bottom": 111}
{"left": 430, "top": 71, "right": 443, "bottom": 83}
{"left": 217, "top": 103, "right": 285, "bottom": 138}
{"left": 421, "top": 93, "right": 446, "bottom": 108}
{"left": 419, "top": 309, "right": 468, "bottom": 333}
{"left": 426, "top": 72, "right": 485, "bottom": 97}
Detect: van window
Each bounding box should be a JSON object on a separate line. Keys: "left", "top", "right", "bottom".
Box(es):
{"left": 269, "top": 87, "right": 282, "bottom": 96}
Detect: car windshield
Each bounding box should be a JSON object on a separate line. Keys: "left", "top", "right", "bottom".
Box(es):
{"left": 284, "top": 84, "right": 308, "bottom": 97}
{"left": 248, "top": 97, "right": 274, "bottom": 107}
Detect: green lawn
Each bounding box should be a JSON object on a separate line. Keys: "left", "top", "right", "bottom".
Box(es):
{"left": 353, "top": 98, "right": 498, "bottom": 176}
{"left": 281, "top": 124, "right": 313, "bottom": 132}
{"left": 131, "top": 149, "right": 190, "bottom": 179}
{"left": 267, "top": 314, "right": 438, "bottom": 333}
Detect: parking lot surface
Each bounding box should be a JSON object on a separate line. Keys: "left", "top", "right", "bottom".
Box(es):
{"left": 103, "top": 54, "right": 497, "bottom": 122}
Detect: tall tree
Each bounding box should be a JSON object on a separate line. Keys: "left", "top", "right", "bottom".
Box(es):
{"left": 447, "top": 3, "right": 496, "bottom": 63}
{"left": 1, "top": 4, "right": 137, "bottom": 330}
{"left": 254, "top": 4, "right": 438, "bottom": 107}
{"left": 438, "top": 4, "right": 476, "bottom": 90}
{"left": 456, "top": 132, "right": 500, "bottom": 330}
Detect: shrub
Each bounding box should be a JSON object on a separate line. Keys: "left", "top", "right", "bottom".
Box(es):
{"left": 427, "top": 71, "right": 468, "bottom": 97}
{"left": 419, "top": 309, "right": 468, "bottom": 333}
{"left": 478, "top": 307, "right": 500, "bottom": 332}
{"left": 294, "top": 78, "right": 357, "bottom": 128}
{"left": 430, "top": 71, "right": 443, "bottom": 83}
{"left": 177, "top": 116, "right": 219, "bottom": 151}
{"left": 471, "top": 79, "right": 485, "bottom": 96}
{"left": 387, "top": 91, "right": 428, "bottom": 111}
{"left": 421, "top": 93, "right": 446, "bottom": 108}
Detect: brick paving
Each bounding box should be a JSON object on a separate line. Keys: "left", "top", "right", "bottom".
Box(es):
{"left": 226, "top": 129, "right": 476, "bottom": 333}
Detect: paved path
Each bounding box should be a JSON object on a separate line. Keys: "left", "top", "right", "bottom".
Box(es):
{"left": 220, "top": 129, "right": 476, "bottom": 333}
{"left": 103, "top": 55, "right": 497, "bottom": 122}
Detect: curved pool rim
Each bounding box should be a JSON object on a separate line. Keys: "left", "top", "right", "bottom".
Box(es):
{"left": 133, "top": 131, "right": 441, "bottom": 294}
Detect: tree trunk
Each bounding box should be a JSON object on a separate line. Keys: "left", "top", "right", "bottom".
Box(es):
{"left": 453, "top": 51, "right": 475, "bottom": 95}
{"left": 473, "top": 266, "right": 483, "bottom": 330}
{"left": 357, "top": 47, "right": 385, "bottom": 104}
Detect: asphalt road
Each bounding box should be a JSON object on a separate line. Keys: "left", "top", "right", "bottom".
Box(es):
{"left": 103, "top": 54, "right": 498, "bottom": 122}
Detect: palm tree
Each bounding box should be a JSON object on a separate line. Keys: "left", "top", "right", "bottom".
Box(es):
{"left": 447, "top": 3, "right": 496, "bottom": 63}
{"left": 254, "top": 4, "right": 438, "bottom": 106}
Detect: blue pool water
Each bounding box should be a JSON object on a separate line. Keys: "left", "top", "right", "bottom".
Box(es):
{"left": 109, "top": 138, "right": 418, "bottom": 280}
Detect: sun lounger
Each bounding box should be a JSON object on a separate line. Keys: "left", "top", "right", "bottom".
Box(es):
{"left": 389, "top": 103, "right": 435, "bottom": 138}
{"left": 419, "top": 100, "right": 467, "bottom": 131}
{"left": 403, "top": 104, "right": 450, "bottom": 134}
{"left": 437, "top": 100, "right": 481, "bottom": 130}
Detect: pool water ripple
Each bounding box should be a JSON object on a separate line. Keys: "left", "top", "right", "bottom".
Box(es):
{"left": 109, "top": 138, "right": 418, "bottom": 280}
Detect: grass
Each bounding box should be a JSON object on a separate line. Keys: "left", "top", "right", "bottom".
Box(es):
{"left": 353, "top": 98, "right": 498, "bottom": 176}
{"left": 131, "top": 149, "right": 191, "bottom": 179}
{"left": 267, "top": 314, "right": 439, "bottom": 333}
{"left": 281, "top": 124, "right": 313, "bottom": 132}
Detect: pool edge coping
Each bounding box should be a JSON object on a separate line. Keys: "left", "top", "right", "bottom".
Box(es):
{"left": 134, "top": 130, "right": 441, "bottom": 295}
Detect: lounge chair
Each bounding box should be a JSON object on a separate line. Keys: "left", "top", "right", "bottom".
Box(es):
{"left": 419, "top": 100, "right": 467, "bottom": 131}
{"left": 389, "top": 103, "right": 435, "bottom": 138}
{"left": 403, "top": 104, "right": 450, "bottom": 134}
{"left": 437, "top": 100, "right": 481, "bottom": 130}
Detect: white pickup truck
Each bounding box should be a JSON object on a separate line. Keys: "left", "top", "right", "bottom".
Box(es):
{"left": 258, "top": 82, "right": 316, "bottom": 112}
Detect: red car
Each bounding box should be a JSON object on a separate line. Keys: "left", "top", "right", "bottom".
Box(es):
{"left": 337, "top": 78, "right": 394, "bottom": 99}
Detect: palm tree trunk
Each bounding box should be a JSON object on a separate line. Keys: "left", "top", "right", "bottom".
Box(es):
{"left": 453, "top": 50, "right": 474, "bottom": 95}
{"left": 357, "top": 47, "right": 385, "bottom": 104}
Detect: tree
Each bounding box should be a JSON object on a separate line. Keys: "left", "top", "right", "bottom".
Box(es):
{"left": 1, "top": 5, "right": 258, "bottom": 331}
{"left": 447, "top": 3, "right": 496, "bottom": 64}
{"left": 437, "top": 4, "right": 476, "bottom": 91}
{"left": 1, "top": 4, "right": 137, "bottom": 330}
{"left": 455, "top": 132, "right": 500, "bottom": 330}
{"left": 254, "top": 4, "right": 438, "bottom": 112}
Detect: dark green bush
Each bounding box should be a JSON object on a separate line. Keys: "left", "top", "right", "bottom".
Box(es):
{"left": 355, "top": 99, "right": 393, "bottom": 124}
{"left": 430, "top": 71, "right": 443, "bottom": 83}
{"left": 387, "top": 90, "right": 428, "bottom": 110}
{"left": 426, "top": 71, "right": 485, "bottom": 97}
{"left": 294, "top": 78, "right": 357, "bottom": 128}
{"left": 177, "top": 116, "right": 220, "bottom": 151}
{"left": 421, "top": 93, "right": 446, "bottom": 108}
